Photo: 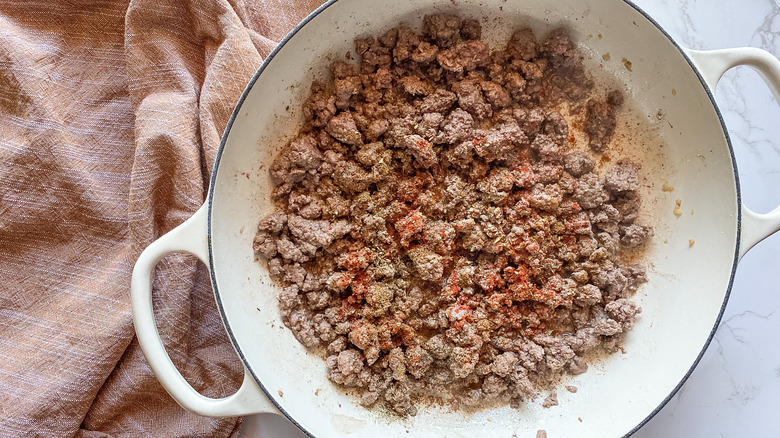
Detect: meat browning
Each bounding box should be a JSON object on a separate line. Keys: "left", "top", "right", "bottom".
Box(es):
{"left": 585, "top": 90, "right": 624, "bottom": 152}
{"left": 254, "top": 15, "right": 653, "bottom": 416}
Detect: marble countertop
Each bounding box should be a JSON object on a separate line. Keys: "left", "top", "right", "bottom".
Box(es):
{"left": 241, "top": 0, "right": 780, "bottom": 436}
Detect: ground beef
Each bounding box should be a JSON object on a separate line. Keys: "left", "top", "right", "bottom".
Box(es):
{"left": 605, "top": 158, "right": 640, "bottom": 193}
{"left": 584, "top": 90, "right": 623, "bottom": 152}
{"left": 254, "top": 15, "right": 653, "bottom": 416}
{"left": 326, "top": 111, "right": 363, "bottom": 145}
{"left": 563, "top": 151, "right": 594, "bottom": 177}
{"left": 541, "top": 390, "right": 559, "bottom": 408}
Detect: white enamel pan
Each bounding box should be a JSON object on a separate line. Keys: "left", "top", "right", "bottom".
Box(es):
{"left": 130, "top": 0, "right": 780, "bottom": 436}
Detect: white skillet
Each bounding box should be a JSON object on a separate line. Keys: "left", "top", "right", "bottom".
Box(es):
{"left": 131, "top": 0, "right": 780, "bottom": 436}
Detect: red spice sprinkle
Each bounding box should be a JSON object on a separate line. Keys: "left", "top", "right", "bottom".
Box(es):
{"left": 445, "top": 270, "right": 461, "bottom": 296}
{"left": 340, "top": 247, "right": 373, "bottom": 271}
{"left": 395, "top": 210, "right": 426, "bottom": 244}
{"left": 348, "top": 271, "right": 370, "bottom": 301}
{"left": 415, "top": 139, "right": 432, "bottom": 149}
{"left": 480, "top": 269, "right": 502, "bottom": 291}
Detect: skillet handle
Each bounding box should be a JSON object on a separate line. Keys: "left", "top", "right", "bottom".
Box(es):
{"left": 131, "top": 204, "right": 280, "bottom": 417}
{"left": 685, "top": 48, "right": 780, "bottom": 260}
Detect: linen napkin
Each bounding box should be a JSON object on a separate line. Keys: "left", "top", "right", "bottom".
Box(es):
{"left": 0, "top": 0, "right": 323, "bottom": 435}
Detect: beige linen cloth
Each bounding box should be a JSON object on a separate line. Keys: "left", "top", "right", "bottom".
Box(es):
{"left": 0, "top": 0, "right": 324, "bottom": 436}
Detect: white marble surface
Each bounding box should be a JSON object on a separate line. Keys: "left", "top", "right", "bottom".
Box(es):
{"left": 240, "top": 0, "right": 780, "bottom": 436}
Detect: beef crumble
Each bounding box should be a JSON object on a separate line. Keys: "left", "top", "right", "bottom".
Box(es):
{"left": 254, "top": 15, "right": 653, "bottom": 416}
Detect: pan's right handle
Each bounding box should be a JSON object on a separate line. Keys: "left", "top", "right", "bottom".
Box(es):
{"left": 685, "top": 48, "right": 780, "bottom": 260}
{"left": 131, "top": 203, "right": 280, "bottom": 417}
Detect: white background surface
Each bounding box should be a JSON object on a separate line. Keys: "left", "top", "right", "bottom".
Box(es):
{"left": 239, "top": 0, "right": 780, "bottom": 436}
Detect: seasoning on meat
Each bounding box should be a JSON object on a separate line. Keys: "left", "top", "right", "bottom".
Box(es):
{"left": 254, "top": 14, "right": 653, "bottom": 416}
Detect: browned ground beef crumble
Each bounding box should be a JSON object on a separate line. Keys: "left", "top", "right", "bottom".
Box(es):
{"left": 254, "top": 14, "right": 653, "bottom": 416}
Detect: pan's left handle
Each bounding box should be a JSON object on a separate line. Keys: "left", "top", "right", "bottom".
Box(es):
{"left": 131, "top": 204, "right": 280, "bottom": 417}
{"left": 685, "top": 48, "right": 780, "bottom": 260}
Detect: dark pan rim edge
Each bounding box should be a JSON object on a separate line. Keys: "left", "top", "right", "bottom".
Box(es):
{"left": 205, "top": 1, "right": 742, "bottom": 437}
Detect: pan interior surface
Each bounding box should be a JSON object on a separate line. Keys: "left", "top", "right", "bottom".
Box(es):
{"left": 208, "top": 0, "right": 738, "bottom": 436}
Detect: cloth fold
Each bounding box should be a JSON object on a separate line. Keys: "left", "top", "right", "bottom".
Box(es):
{"left": 0, "top": 0, "right": 322, "bottom": 436}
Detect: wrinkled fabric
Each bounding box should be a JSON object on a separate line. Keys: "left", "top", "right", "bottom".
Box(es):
{"left": 0, "top": 0, "right": 323, "bottom": 436}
